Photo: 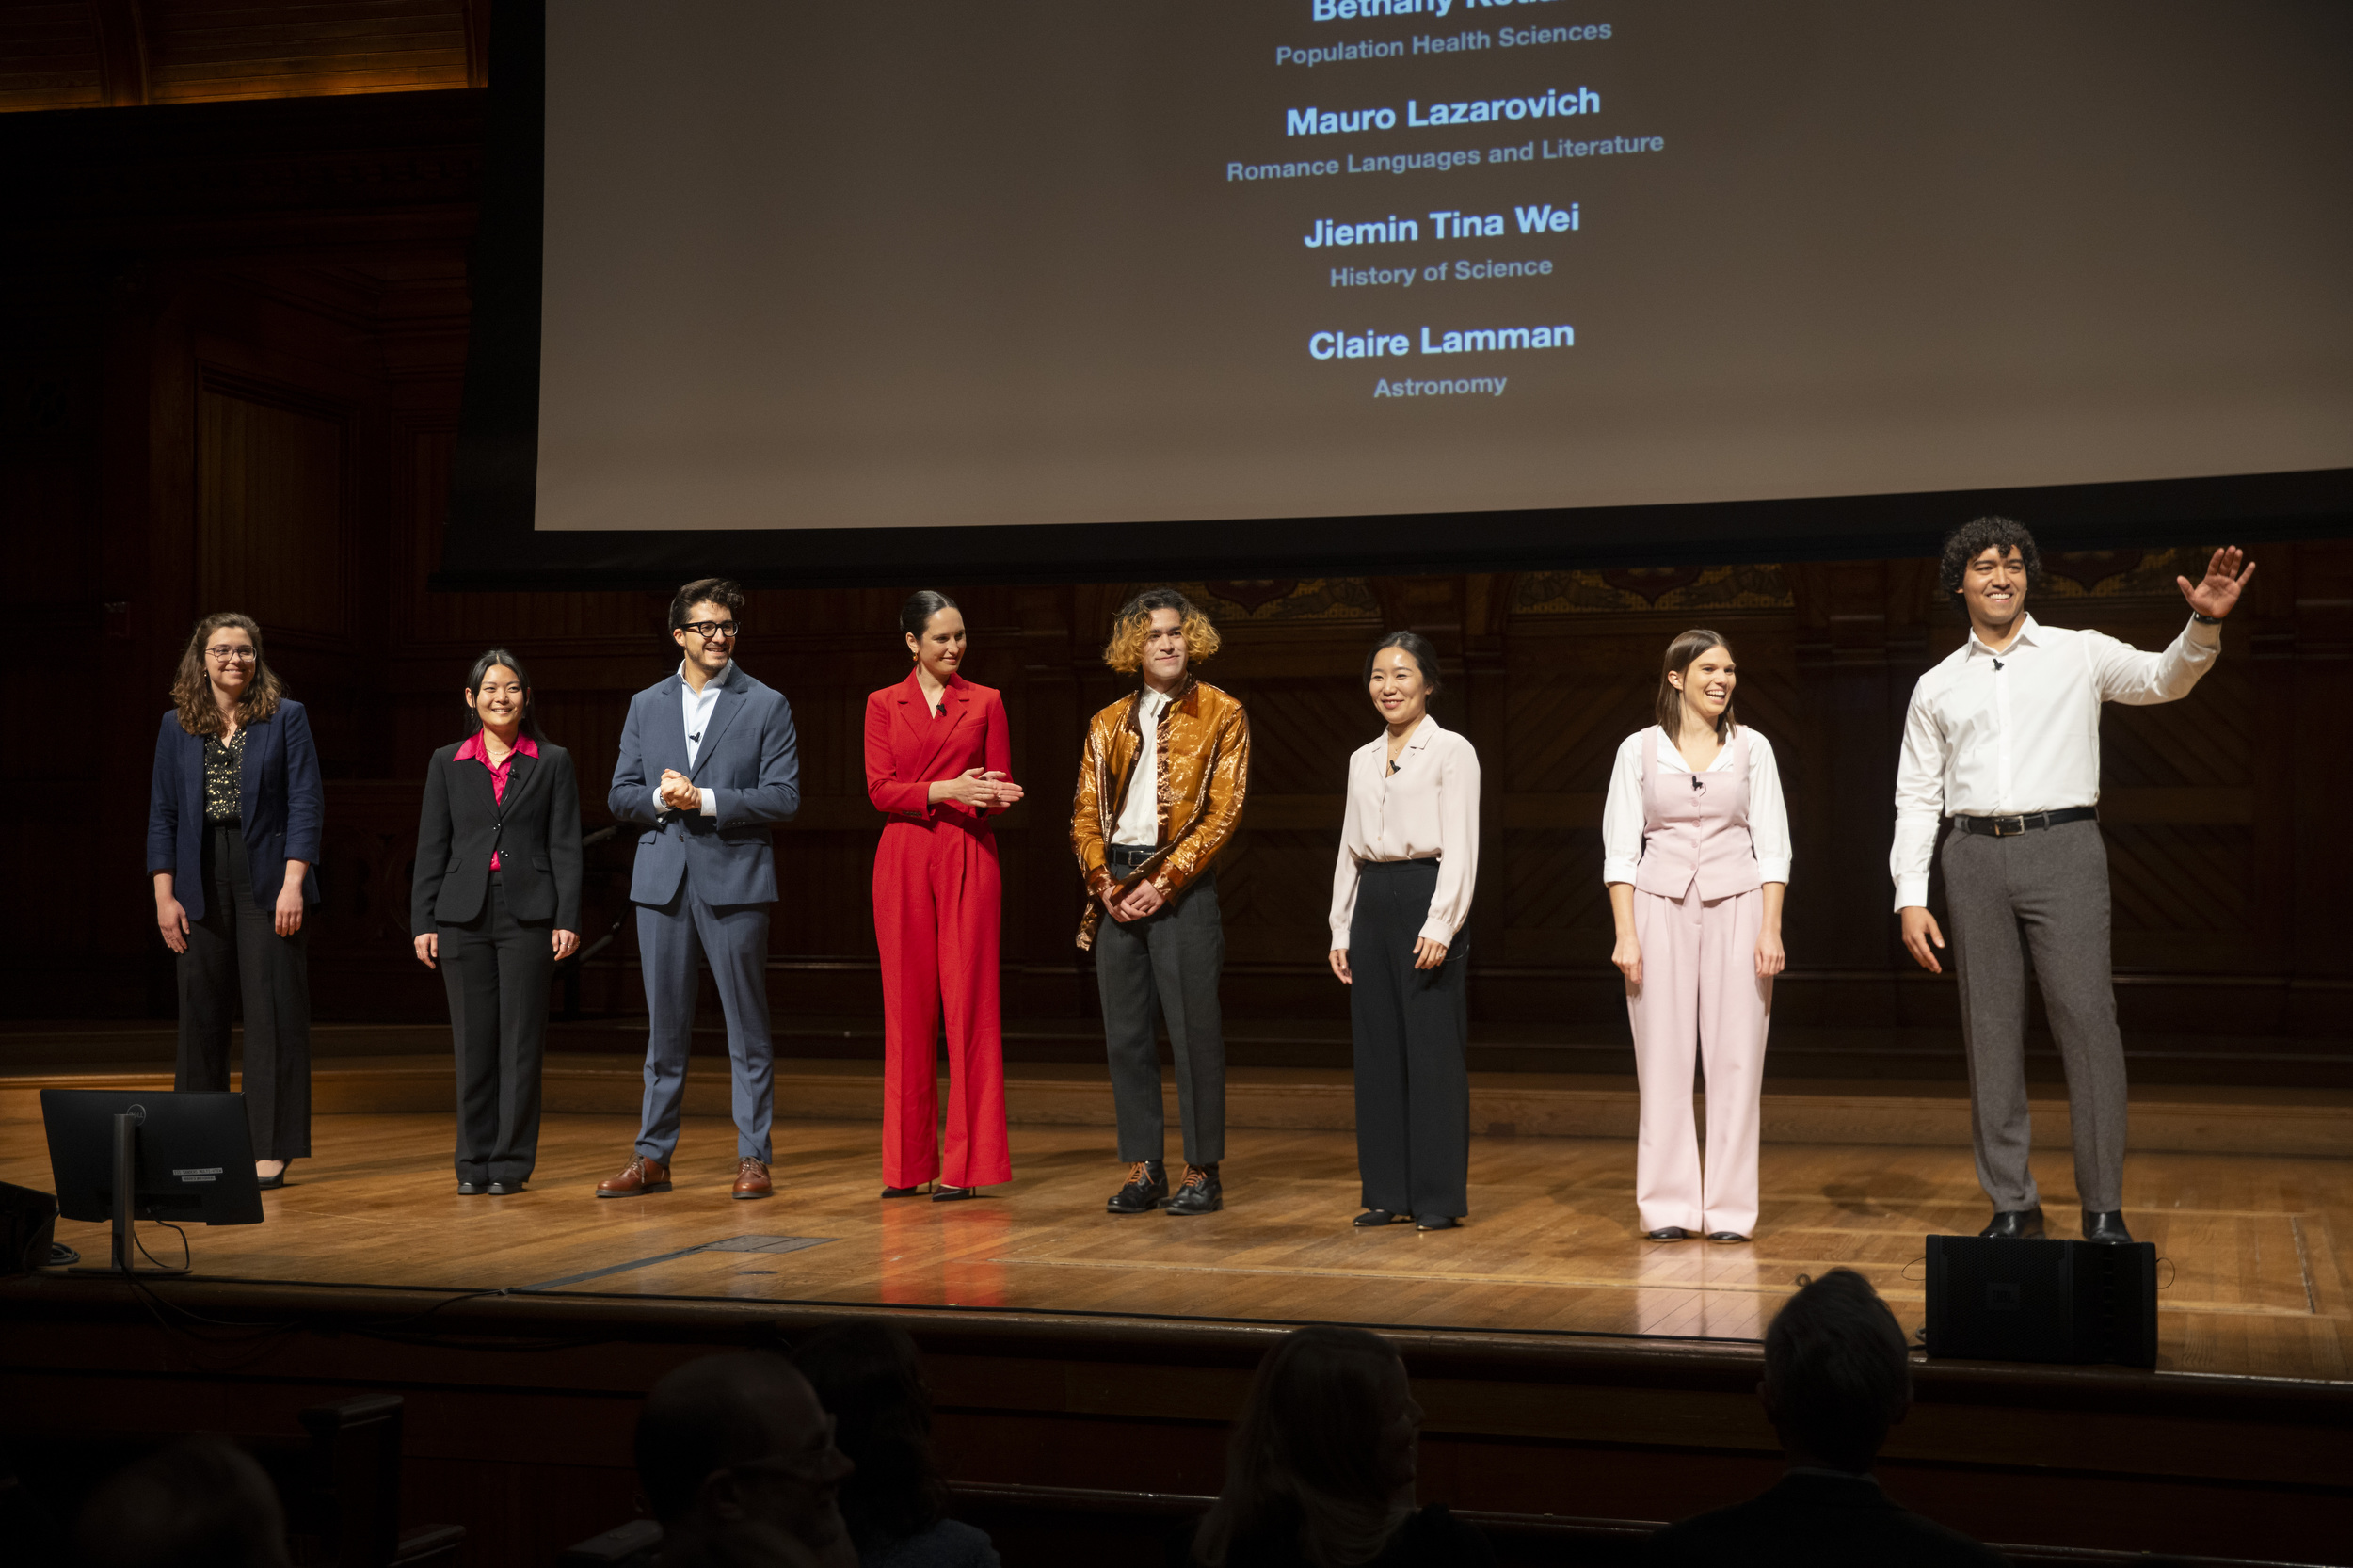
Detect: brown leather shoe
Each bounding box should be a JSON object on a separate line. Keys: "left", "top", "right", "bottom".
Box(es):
{"left": 596, "top": 1155, "right": 670, "bottom": 1198}
{"left": 732, "top": 1157, "right": 773, "bottom": 1200}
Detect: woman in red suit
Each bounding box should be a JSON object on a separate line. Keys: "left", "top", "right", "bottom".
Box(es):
{"left": 866, "top": 591, "right": 1024, "bottom": 1200}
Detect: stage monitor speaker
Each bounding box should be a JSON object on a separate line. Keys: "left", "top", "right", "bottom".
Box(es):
{"left": 1925, "top": 1236, "right": 2157, "bottom": 1369}
{"left": 0, "top": 1181, "right": 57, "bottom": 1275}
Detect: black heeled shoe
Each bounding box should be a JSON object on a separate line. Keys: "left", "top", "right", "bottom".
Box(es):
{"left": 1353, "top": 1208, "right": 1405, "bottom": 1227}
{"left": 1414, "top": 1214, "right": 1459, "bottom": 1231}
{"left": 880, "top": 1184, "right": 928, "bottom": 1198}
{"left": 931, "top": 1184, "right": 979, "bottom": 1203}
{"left": 1644, "top": 1226, "right": 1690, "bottom": 1241}
{"left": 255, "top": 1160, "right": 291, "bottom": 1192}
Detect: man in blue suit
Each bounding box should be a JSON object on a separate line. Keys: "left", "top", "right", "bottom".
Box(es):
{"left": 597, "top": 578, "right": 802, "bottom": 1200}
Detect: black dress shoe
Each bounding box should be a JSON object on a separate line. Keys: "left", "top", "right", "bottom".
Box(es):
{"left": 1979, "top": 1206, "right": 2047, "bottom": 1240}
{"left": 1353, "top": 1208, "right": 1405, "bottom": 1227}
{"left": 880, "top": 1184, "right": 927, "bottom": 1198}
{"left": 1106, "top": 1160, "right": 1168, "bottom": 1214}
{"left": 1705, "top": 1231, "right": 1751, "bottom": 1244}
{"left": 456, "top": 1180, "right": 486, "bottom": 1196}
{"left": 931, "top": 1184, "right": 979, "bottom": 1202}
{"left": 2082, "top": 1209, "right": 2134, "bottom": 1244}
{"left": 1166, "top": 1163, "right": 1223, "bottom": 1216}
{"left": 1644, "top": 1226, "right": 1690, "bottom": 1241}
{"left": 487, "top": 1180, "right": 522, "bottom": 1196}
{"left": 1414, "top": 1214, "right": 1458, "bottom": 1231}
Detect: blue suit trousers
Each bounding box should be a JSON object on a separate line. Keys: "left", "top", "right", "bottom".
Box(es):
{"left": 635, "top": 885, "right": 774, "bottom": 1163}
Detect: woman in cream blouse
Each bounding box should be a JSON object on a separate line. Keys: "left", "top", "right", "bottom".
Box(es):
{"left": 1604, "top": 628, "right": 1791, "bottom": 1244}
{"left": 1328, "top": 632, "right": 1481, "bottom": 1232}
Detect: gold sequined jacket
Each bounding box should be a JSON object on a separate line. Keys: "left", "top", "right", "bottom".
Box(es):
{"left": 1069, "top": 677, "right": 1251, "bottom": 950}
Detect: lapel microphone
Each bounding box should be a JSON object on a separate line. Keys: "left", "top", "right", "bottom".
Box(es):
{"left": 1992, "top": 660, "right": 2004, "bottom": 671}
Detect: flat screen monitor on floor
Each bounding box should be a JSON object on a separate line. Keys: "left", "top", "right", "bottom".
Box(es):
{"left": 40, "top": 1090, "right": 264, "bottom": 1228}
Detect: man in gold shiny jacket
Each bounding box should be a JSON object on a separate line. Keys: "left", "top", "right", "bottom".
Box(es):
{"left": 1071, "top": 588, "right": 1252, "bottom": 1216}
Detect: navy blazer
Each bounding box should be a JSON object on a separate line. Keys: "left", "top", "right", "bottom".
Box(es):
{"left": 608, "top": 663, "right": 801, "bottom": 907}
{"left": 147, "top": 702, "right": 324, "bottom": 923}
{"left": 410, "top": 740, "right": 584, "bottom": 934}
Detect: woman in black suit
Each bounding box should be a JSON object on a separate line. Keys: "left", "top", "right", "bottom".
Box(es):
{"left": 410, "top": 648, "right": 583, "bottom": 1195}
{"left": 148, "top": 612, "right": 323, "bottom": 1189}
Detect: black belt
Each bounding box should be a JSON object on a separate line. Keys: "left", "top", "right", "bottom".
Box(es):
{"left": 1956, "top": 807, "right": 2098, "bottom": 838}
{"left": 1360, "top": 857, "right": 1440, "bottom": 874}
{"left": 1107, "top": 844, "right": 1156, "bottom": 870}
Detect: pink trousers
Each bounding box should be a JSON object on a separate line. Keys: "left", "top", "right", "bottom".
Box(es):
{"left": 1626, "top": 882, "right": 1771, "bottom": 1236}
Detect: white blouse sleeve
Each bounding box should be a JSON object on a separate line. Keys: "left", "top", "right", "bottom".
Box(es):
{"left": 1328, "top": 751, "right": 1368, "bottom": 944}
{"left": 1600, "top": 732, "right": 1647, "bottom": 887}
{"left": 1419, "top": 735, "right": 1481, "bottom": 944}
{"left": 1746, "top": 730, "right": 1792, "bottom": 885}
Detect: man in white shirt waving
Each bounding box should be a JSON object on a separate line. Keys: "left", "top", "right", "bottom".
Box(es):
{"left": 1892, "top": 520, "right": 2252, "bottom": 1244}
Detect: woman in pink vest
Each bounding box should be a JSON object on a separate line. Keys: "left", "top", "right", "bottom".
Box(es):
{"left": 1604, "top": 629, "right": 1791, "bottom": 1242}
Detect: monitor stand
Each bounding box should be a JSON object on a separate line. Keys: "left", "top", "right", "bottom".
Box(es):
{"left": 69, "top": 1111, "right": 189, "bottom": 1277}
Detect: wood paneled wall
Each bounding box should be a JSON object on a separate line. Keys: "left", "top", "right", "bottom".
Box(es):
{"left": 2, "top": 91, "right": 2345, "bottom": 1080}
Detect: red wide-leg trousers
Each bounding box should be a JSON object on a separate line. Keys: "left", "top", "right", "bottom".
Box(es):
{"left": 873, "top": 818, "right": 1011, "bottom": 1188}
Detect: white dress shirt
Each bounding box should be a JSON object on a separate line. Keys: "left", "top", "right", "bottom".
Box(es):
{"left": 1112, "top": 686, "right": 1173, "bottom": 847}
{"left": 1890, "top": 614, "right": 2219, "bottom": 909}
{"left": 653, "top": 661, "right": 727, "bottom": 818}
{"left": 1329, "top": 714, "right": 1481, "bottom": 947}
{"left": 1600, "top": 727, "right": 1793, "bottom": 888}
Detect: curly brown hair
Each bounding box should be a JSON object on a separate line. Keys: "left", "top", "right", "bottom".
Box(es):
{"left": 1102, "top": 587, "right": 1222, "bottom": 674}
{"left": 169, "top": 612, "right": 284, "bottom": 736}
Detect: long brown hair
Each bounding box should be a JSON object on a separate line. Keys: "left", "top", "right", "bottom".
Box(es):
{"left": 1655, "top": 627, "right": 1737, "bottom": 744}
{"left": 1193, "top": 1326, "right": 1412, "bottom": 1568}
{"left": 170, "top": 612, "right": 285, "bottom": 737}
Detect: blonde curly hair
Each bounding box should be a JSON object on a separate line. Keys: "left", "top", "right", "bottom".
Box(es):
{"left": 1102, "top": 587, "right": 1222, "bottom": 673}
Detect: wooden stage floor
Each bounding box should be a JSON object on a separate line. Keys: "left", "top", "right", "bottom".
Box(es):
{"left": 8, "top": 1107, "right": 2347, "bottom": 1383}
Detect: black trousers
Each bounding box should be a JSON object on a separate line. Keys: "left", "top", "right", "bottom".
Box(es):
{"left": 1094, "top": 863, "right": 1226, "bottom": 1166}
{"left": 1349, "top": 859, "right": 1469, "bottom": 1219}
{"left": 177, "top": 824, "right": 312, "bottom": 1160}
{"left": 439, "top": 875, "right": 552, "bottom": 1184}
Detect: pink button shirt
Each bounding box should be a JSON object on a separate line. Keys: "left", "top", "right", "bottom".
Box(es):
{"left": 455, "top": 730, "right": 538, "bottom": 869}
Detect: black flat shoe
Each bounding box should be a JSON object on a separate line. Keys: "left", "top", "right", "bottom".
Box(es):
{"left": 1415, "top": 1214, "right": 1458, "bottom": 1231}
{"left": 487, "top": 1180, "right": 522, "bottom": 1196}
{"left": 1166, "top": 1162, "right": 1223, "bottom": 1216}
{"left": 1705, "top": 1231, "right": 1751, "bottom": 1244}
{"left": 880, "top": 1184, "right": 928, "bottom": 1198}
{"left": 1107, "top": 1160, "right": 1168, "bottom": 1214}
{"left": 1644, "top": 1226, "right": 1690, "bottom": 1241}
{"left": 1979, "top": 1205, "right": 2046, "bottom": 1240}
{"left": 456, "top": 1180, "right": 486, "bottom": 1196}
{"left": 931, "top": 1184, "right": 979, "bottom": 1202}
{"left": 1354, "top": 1208, "right": 1405, "bottom": 1227}
{"left": 2081, "top": 1209, "right": 2133, "bottom": 1244}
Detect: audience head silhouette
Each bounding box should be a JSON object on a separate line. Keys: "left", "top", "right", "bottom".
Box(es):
{"left": 790, "top": 1320, "right": 954, "bottom": 1557}
{"left": 72, "top": 1434, "right": 293, "bottom": 1568}
{"left": 1193, "top": 1324, "right": 1425, "bottom": 1568}
{"left": 1762, "top": 1266, "right": 1913, "bottom": 1472}
{"left": 634, "top": 1351, "right": 856, "bottom": 1568}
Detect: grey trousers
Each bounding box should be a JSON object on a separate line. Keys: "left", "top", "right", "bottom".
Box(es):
{"left": 1095, "top": 870, "right": 1226, "bottom": 1166}
{"left": 636, "top": 886, "right": 775, "bottom": 1164}
{"left": 1941, "top": 819, "right": 2127, "bottom": 1213}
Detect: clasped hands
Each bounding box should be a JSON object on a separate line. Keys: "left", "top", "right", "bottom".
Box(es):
{"left": 657, "top": 769, "right": 703, "bottom": 813}
{"left": 1327, "top": 937, "right": 1448, "bottom": 983}
{"left": 929, "top": 768, "right": 1022, "bottom": 811}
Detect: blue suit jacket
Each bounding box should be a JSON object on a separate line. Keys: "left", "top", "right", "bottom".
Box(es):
{"left": 608, "top": 664, "right": 801, "bottom": 907}
{"left": 147, "top": 702, "right": 325, "bottom": 922}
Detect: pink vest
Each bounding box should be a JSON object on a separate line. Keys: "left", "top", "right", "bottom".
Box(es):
{"left": 1633, "top": 728, "right": 1763, "bottom": 902}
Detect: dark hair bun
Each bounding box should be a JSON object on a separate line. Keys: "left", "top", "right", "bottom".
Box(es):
{"left": 901, "top": 590, "right": 958, "bottom": 639}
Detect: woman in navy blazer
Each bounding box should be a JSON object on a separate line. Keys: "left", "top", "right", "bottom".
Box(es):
{"left": 148, "top": 613, "right": 323, "bottom": 1187}
{"left": 410, "top": 648, "right": 584, "bottom": 1195}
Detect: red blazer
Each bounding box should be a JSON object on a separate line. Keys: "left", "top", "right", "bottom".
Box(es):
{"left": 864, "top": 670, "right": 1012, "bottom": 826}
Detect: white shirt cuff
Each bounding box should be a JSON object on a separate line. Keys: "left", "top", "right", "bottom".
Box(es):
{"left": 1895, "top": 874, "right": 1931, "bottom": 912}
{"left": 698, "top": 787, "right": 717, "bottom": 817}
{"left": 1417, "top": 915, "right": 1457, "bottom": 946}
{"left": 1756, "top": 858, "right": 1792, "bottom": 885}
{"left": 650, "top": 786, "right": 666, "bottom": 813}
{"left": 1601, "top": 856, "right": 1641, "bottom": 886}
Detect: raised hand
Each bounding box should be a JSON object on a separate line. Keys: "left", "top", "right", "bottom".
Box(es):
{"left": 2178, "top": 546, "right": 2254, "bottom": 620}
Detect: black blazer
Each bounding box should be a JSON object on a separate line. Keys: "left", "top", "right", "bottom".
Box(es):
{"left": 410, "top": 739, "right": 584, "bottom": 934}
